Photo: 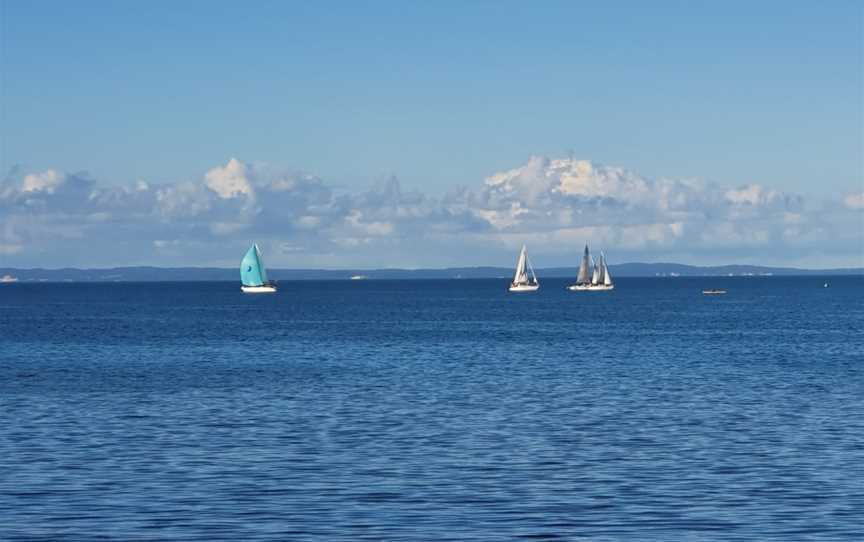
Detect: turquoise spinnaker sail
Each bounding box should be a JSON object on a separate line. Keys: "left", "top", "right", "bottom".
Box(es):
{"left": 240, "top": 244, "right": 268, "bottom": 286}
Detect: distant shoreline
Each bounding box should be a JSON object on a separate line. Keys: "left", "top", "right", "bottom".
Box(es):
{"left": 1, "top": 264, "right": 861, "bottom": 282}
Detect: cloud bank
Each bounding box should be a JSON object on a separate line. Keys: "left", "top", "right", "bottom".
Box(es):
{"left": 1, "top": 156, "right": 861, "bottom": 268}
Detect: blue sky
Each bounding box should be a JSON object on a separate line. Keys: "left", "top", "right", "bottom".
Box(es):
{"left": 1, "top": 1, "right": 862, "bottom": 268}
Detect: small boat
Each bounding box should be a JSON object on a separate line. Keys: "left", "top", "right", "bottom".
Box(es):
{"left": 824, "top": 282, "right": 830, "bottom": 288}
{"left": 568, "top": 244, "right": 614, "bottom": 291}
{"left": 0, "top": 274, "right": 18, "bottom": 283}
{"left": 509, "top": 245, "right": 539, "bottom": 292}
{"left": 702, "top": 289, "right": 726, "bottom": 295}
{"left": 350, "top": 275, "right": 368, "bottom": 281}
{"left": 240, "top": 243, "right": 277, "bottom": 293}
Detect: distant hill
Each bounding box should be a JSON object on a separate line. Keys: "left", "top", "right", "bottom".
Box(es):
{"left": 600, "top": 263, "right": 864, "bottom": 277}
{"left": 1, "top": 263, "right": 861, "bottom": 282}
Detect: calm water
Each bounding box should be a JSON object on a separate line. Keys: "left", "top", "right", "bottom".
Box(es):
{"left": 1, "top": 277, "right": 863, "bottom": 541}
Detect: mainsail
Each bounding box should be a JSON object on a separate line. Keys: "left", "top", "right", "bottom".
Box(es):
{"left": 513, "top": 245, "right": 529, "bottom": 285}
{"left": 240, "top": 244, "right": 267, "bottom": 287}
{"left": 576, "top": 244, "right": 592, "bottom": 284}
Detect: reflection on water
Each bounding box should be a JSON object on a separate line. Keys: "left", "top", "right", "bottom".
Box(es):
{"left": 1, "top": 277, "right": 863, "bottom": 540}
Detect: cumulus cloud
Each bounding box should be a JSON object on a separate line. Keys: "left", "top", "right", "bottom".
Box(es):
{"left": 204, "top": 158, "right": 255, "bottom": 200}
{"left": 22, "top": 170, "right": 66, "bottom": 193}
{"left": 463, "top": 157, "right": 801, "bottom": 256}
{"left": 0, "top": 156, "right": 861, "bottom": 268}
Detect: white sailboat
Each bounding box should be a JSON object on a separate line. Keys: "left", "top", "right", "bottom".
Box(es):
{"left": 240, "top": 243, "right": 277, "bottom": 293}
{"left": 568, "top": 244, "right": 614, "bottom": 291}
{"left": 509, "top": 245, "right": 539, "bottom": 292}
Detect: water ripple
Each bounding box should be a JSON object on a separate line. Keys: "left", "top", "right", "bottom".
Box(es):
{"left": 1, "top": 277, "right": 863, "bottom": 540}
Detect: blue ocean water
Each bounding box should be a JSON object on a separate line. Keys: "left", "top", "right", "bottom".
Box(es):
{"left": 1, "top": 277, "right": 863, "bottom": 541}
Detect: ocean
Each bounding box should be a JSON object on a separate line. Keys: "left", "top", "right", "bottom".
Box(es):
{"left": 1, "top": 277, "right": 862, "bottom": 540}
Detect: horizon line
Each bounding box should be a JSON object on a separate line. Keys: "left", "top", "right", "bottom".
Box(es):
{"left": 3, "top": 262, "right": 863, "bottom": 273}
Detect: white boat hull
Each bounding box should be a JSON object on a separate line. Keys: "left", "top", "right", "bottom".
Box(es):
{"left": 509, "top": 283, "right": 539, "bottom": 292}
{"left": 567, "top": 284, "right": 614, "bottom": 291}
{"left": 241, "top": 285, "right": 277, "bottom": 293}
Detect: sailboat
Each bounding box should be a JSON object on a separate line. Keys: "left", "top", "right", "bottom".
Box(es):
{"left": 509, "top": 245, "right": 540, "bottom": 292}
{"left": 568, "top": 244, "right": 614, "bottom": 291}
{"left": 240, "top": 243, "right": 277, "bottom": 293}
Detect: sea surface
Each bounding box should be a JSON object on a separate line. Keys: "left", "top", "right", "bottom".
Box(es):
{"left": 1, "top": 277, "right": 863, "bottom": 541}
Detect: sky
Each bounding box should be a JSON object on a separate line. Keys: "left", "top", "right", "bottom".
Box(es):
{"left": 1, "top": 0, "right": 862, "bottom": 269}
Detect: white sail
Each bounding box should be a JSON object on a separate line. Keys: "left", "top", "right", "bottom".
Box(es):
{"left": 603, "top": 252, "right": 613, "bottom": 286}
{"left": 595, "top": 252, "right": 605, "bottom": 285}
{"left": 591, "top": 256, "right": 600, "bottom": 285}
{"left": 513, "top": 245, "right": 528, "bottom": 285}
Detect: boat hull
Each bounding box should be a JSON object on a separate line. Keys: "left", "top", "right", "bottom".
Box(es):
{"left": 567, "top": 284, "right": 614, "bottom": 291}
{"left": 241, "top": 285, "right": 277, "bottom": 293}
{"left": 509, "top": 284, "right": 539, "bottom": 292}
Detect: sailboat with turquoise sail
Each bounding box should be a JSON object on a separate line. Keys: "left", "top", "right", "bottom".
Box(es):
{"left": 240, "top": 243, "right": 277, "bottom": 293}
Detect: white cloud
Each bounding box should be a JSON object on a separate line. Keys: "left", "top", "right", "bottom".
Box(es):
{"left": 725, "top": 184, "right": 779, "bottom": 206}
{"left": 0, "top": 156, "right": 861, "bottom": 268}
{"left": 22, "top": 170, "right": 65, "bottom": 193}
{"left": 156, "top": 182, "right": 211, "bottom": 218}
{"left": 204, "top": 158, "right": 255, "bottom": 200}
